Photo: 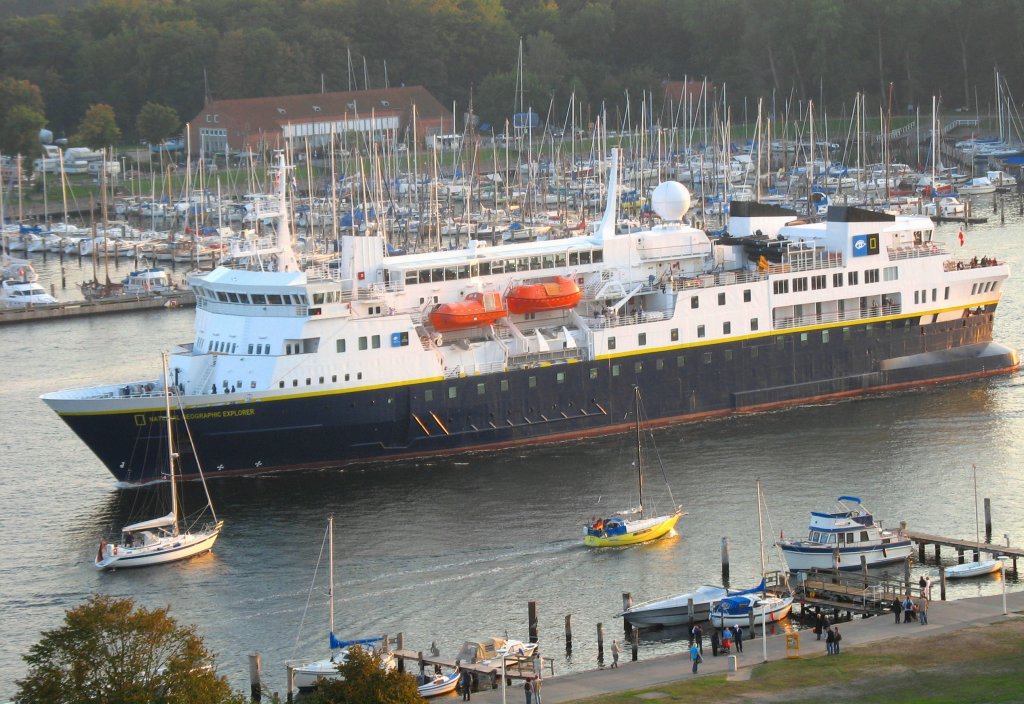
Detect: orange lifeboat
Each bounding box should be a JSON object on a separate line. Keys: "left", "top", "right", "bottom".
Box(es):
{"left": 429, "top": 291, "right": 507, "bottom": 332}
{"left": 506, "top": 276, "right": 582, "bottom": 314}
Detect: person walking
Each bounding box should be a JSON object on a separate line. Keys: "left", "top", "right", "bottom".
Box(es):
{"left": 710, "top": 628, "right": 720, "bottom": 656}
{"left": 825, "top": 624, "right": 835, "bottom": 655}
{"left": 832, "top": 626, "right": 842, "bottom": 654}
{"left": 691, "top": 624, "right": 704, "bottom": 654}
{"left": 533, "top": 675, "right": 542, "bottom": 704}
{"left": 917, "top": 595, "right": 929, "bottom": 625}
{"left": 734, "top": 625, "right": 744, "bottom": 653}
{"left": 903, "top": 594, "right": 915, "bottom": 623}
{"left": 892, "top": 599, "right": 902, "bottom": 624}
{"left": 524, "top": 677, "right": 533, "bottom": 704}
{"left": 815, "top": 612, "right": 823, "bottom": 640}
{"left": 690, "top": 642, "right": 703, "bottom": 673}
{"left": 611, "top": 639, "right": 620, "bottom": 668}
{"left": 459, "top": 668, "right": 472, "bottom": 701}
{"left": 722, "top": 626, "right": 734, "bottom": 653}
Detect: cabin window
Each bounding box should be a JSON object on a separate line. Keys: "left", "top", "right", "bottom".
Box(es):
{"left": 634, "top": 361, "right": 643, "bottom": 374}
{"left": 723, "top": 322, "right": 731, "bottom": 335}
{"left": 822, "top": 330, "right": 830, "bottom": 343}
{"left": 528, "top": 376, "right": 537, "bottom": 388}
{"left": 718, "top": 292, "right": 726, "bottom": 306}
{"left": 425, "top": 389, "right": 433, "bottom": 401}
{"left": 833, "top": 273, "right": 843, "bottom": 287}
{"left": 248, "top": 344, "right": 254, "bottom": 354}
{"left": 589, "top": 368, "right": 598, "bottom": 380}
{"left": 793, "top": 277, "right": 808, "bottom": 293}
{"left": 703, "top": 351, "right": 712, "bottom": 364}
{"left": 306, "top": 378, "right": 311, "bottom": 386}
{"left": 501, "top": 379, "right": 509, "bottom": 391}
{"left": 371, "top": 335, "right": 381, "bottom": 349}
{"left": 477, "top": 383, "right": 486, "bottom": 395}
{"left": 638, "top": 332, "right": 647, "bottom": 346}
{"left": 773, "top": 280, "right": 789, "bottom": 294}
{"left": 448, "top": 386, "right": 457, "bottom": 399}
{"left": 267, "top": 294, "right": 283, "bottom": 305}
{"left": 861, "top": 531, "right": 869, "bottom": 542}
{"left": 358, "top": 336, "right": 368, "bottom": 351}
{"left": 217, "top": 291, "right": 229, "bottom": 302}
{"left": 319, "top": 376, "right": 324, "bottom": 384}
{"left": 612, "top": 364, "right": 620, "bottom": 377}
{"left": 691, "top": 296, "right": 699, "bottom": 309}
{"left": 332, "top": 375, "right": 337, "bottom": 382}
{"left": 608, "top": 336, "right": 616, "bottom": 350}
{"left": 743, "top": 289, "right": 751, "bottom": 302}
{"left": 556, "top": 371, "right": 565, "bottom": 384}
{"left": 677, "top": 355, "right": 686, "bottom": 367}
{"left": 914, "top": 291, "right": 920, "bottom": 304}
{"left": 847, "top": 532, "right": 856, "bottom": 543}
{"left": 226, "top": 292, "right": 239, "bottom": 303}
{"left": 800, "top": 332, "right": 809, "bottom": 345}
{"left": 697, "top": 325, "right": 705, "bottom": 338}
{"left": 842, "top": 327, "right": 851, "bottom": 341}
{"left": 945, "top": 286, "right": 950, "bottom": 300}
{"left": 848, "top": 271, "right": 859, "bottom": 286}
{"left": 345, "top": 373, "right": 350, "bottom": 381}
{"left": 252, "top": 293, "right": 266, "bottom": 304}
{"left": 724, "top": 349, "right": 733, "bottom": 361}
{"left": 337, "top": 339, "right": 346, "bottom": 353}
{"left": 750, "top": 318, "right": 759, "bottom": 331}
{"left": 932, "top": 288, "right": 938, "bottom": 301}
{"left": 884, "top": 266, "right": 898, "bottom": 281}
{"left": 279, "top": 381, "right": 284, "bottom": 388}
{"left": 812, "top": 275, "right": 826, "bottom": 290}
{"left": 671, "top": 328, "right": 679, "bottom": 342}
{"left": 292, "top": 379, "right": 298, "bottom": 387}
{"left": 865, "top": 269, "right": 880, "bottom": 284}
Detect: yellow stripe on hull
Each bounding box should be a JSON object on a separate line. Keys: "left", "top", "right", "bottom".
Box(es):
{"left": 583, "top": 513, "right": 682, "bottom": 548}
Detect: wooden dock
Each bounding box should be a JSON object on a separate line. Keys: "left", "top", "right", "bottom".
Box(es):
{"left": 795, "top": 568, "right": 909, "bottom": 616}
{"left": 904, "top": 529, "right": 1022, "bottom": 571}
{"left": 0, "top": 291, "right": 195, "bottom": 325}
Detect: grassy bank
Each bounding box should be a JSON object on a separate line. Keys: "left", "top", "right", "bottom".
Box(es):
{"left": 569, "top": 619, "right": 1024, "bottom": 704}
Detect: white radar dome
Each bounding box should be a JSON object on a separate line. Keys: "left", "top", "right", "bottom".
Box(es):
{"left": 651, "top": 181, "right": 691, "bottom": 221}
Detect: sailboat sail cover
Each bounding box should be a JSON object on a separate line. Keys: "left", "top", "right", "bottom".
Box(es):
{"left": 122, "top": 511, "right": 176, "bottom": 533}
{"left": 330, "top": 633, "right": 383, "bottom": 650}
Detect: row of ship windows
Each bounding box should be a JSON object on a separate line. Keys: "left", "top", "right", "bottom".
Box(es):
{"left": 395, "top": 249, "right": 603, "bottom": 285}
{"left": 809, "top": 530, "right": 871, "bottom": 544}
{"left": 335, "top": 332, "right": 410, "bottom": 352}
{"left": 771, "top": 267, "right": 897, "bottom": 295}
{"left": 971, "top": 281, "right": 999, "bottom": 296}
{"left": 203, "top": 333, "right": 413, "bottom": 356}
{"left": 196, "top": 287, "right": 309, "bottom": 306}
{"left": 273, "top": 326, "right": 886, "bottom": 392}
{"left": 608, "top": 320, "right": 758, "bottom": 349}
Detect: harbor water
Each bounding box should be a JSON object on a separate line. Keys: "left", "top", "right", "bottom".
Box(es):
{"left": 2, "top": 198, "right": 1023, "bottom": 697}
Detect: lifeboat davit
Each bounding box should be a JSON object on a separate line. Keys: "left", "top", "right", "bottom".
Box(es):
{"left": 429, "top": 291, "right": 507, "bottom": 332}
{"left": 506, "top": 276, "right": 582, "bottom": 314}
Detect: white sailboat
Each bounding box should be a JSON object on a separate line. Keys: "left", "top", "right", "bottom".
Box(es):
{"left": 94, "top": 353, "right": 223, "bottom": 569}
{"left": 293, "top": 516, "right": 395, "bottom": 691}
{"left": 945, "top": 465, "right": 1003, "bottom": 579}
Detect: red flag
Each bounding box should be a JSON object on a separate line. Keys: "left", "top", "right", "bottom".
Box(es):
{"left": 958, "top": 230, "right": 965, "bottom": 247}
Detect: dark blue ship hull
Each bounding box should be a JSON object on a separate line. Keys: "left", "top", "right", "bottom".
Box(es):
{"left": 59, "top": 308, "right": 1017, "bottom": 483}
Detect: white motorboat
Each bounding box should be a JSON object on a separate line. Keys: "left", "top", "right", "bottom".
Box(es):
{"left": 455, "top": 637, "right": 537, "bottom": 666}
{"left": 292, "top": 516, "right": 395, "bottom": 691}
{"left": 777, "top": 495, "right": 912, "bottom": 571}
{"left": 945, "top": 559, "right": 1004, "bottom": 580}
{"left": 1, "top": 278, "right": 57, "bottom": 308}
{"left": 958, "top": 177, "right": 996, "bottom": 195}
{"left": 417, "top": 671, "right": 461, "bottom": 698}
{"left": 621, "top": 579, "right": 767, "bottom": 627}
{"left": 95, "top": 353, "right": 223, "bottom": 569}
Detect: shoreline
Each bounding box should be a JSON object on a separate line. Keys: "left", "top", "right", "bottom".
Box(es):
{"left": 466, "top": 588, "right": 1024, "bottom": 702}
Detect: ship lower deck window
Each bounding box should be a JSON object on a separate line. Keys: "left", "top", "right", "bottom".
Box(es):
{"left": 638, "top": 332, "right": 647, "bottom": 346}
{"left": 697, "top": 325, "right": 705, "bottom": 338}
{"left": 589, "top": 368, "right": 598, "bottom": 380}
{"left": 671, "top": 328, "right": 679, "bottom": 341}
{"left": 743, "top": 289, "right": 751, "bottom": 302}
{"left": 292, "top": 380, "right": 298, "bottom": 387}
{"left": 703, "top": 352, "right": 712, "bottom": 364}
{"left": 306, "top": 378, "right": 311, "bottom": 386}
{"left": 279, "top": 381, "right": 284, "bottom": 388}
{"left": 656, "top": 359, "right": 664, "bottom": 370}
{"left": 319, "top": 376, "right": 324, "bottom": 384}
{"left": 750, "top": 347, "right": 758, "bottom": 359}
{"left": 848, "top": 272, "right": 859, "bottom": 286}
{"left": 332, "top": 375, "right": 337, "bottom": 382}
{"left": 718, "top": 292, "right": 726, "bottom": 305}
{"left": 822, "top": 330, "right": 830, "bottom": 343}
{"left": 608, "top": 336, "right": 616, "bottom": 350}
{"left": 337, "top": 339, "right": 346, "bottom": 353}
{"left": 501, "top": 379, "right": 510, "bottom": 390}
{"left": 724, "top": 349, "right": 733, "bottom": 361}
{"left": 556, "top": 372, "right": 565, "bottom": 384}
{"left": 477, "top": 383, "right": 486, "bottom": 395}
{"left": 677, "top": 355, "right": 686, "bottom": 367}
{"left": 448, "top": 387, "right": 457, "bottom": 399}
{"left": 723, "top": 322, "right": 731, "bottom": 334}
{"left": 529, "top": 376, "right": 537, "bottom": 388}
{"left": 612, "top": 364, "right": 620, "bottom": 377}
{"left": 634, "top": 362, "right": 642, "bottom": 373}
{"left": 750, "top": 318, "right": 759, "bottom": 331}
{"left": 425, "top": 389, "right": 433, "bottom": 401}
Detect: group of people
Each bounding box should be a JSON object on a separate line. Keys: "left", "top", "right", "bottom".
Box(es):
{"left": 687, "top": 623, "right": 746, "bottom": 673}
{"left": 813, "top": 613, "right": 843, "bottom": 654}
{"left": 892, "top": 575, "right": 932, "bottom": 626}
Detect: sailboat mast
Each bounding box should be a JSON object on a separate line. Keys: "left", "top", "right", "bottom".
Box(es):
{"left": 756, "top": 479, "right": 765, "bottom": 577}
{"left": 162, "top": 353, "right": 180, "bottom": 535}
{"left": 328, "top": 514, "right": 335, "bottom": 640}
{"left": 635, "top": 387, "right": 644, "bottom": 515}
{"left": 973, "top": 464, "right": 980, "bottom": 546}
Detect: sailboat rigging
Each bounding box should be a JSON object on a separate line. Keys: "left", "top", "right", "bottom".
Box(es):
{"left": 583, "top": 387, "right": 684, "bottom": 547}
{"left": 945, "top": 464, "right": 1004, "bottom": 579}
{"left": 95, "top": 353, "right": 223, "bottom": 569}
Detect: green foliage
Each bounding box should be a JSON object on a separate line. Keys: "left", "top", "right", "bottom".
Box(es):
{"left": 14, "top": 594, "right": 246, "bottom": 704}
{"left": 0, "top": 77, "right": 47, "bottom": 155}
{"left": 304, "top": 646, "right": 421, "bottom": 704}
{"left": 136, "top": 102, "right": 181, "bottom": 145}
{"left": 75, "top": 103, "right": 120, "bottom": 150}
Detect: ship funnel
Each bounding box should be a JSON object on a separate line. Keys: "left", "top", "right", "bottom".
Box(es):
{"left": 273, "top": 151, "right": 301, "bottom": 273}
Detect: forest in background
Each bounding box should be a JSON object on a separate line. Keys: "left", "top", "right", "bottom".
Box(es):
{"left": 1, "top": 0, "right": 1023, "bottom": 145}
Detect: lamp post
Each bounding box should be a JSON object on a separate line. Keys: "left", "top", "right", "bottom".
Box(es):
{"left": 501, "top": 651, "right": 507, "bottom": 704}
{"left": 1002, "top": 533, "right": 1009, "bottom": 616}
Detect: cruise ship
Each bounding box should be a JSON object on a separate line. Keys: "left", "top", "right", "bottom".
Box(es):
{"left": 42, "top": 151, "right": 1019, "bottom": 483}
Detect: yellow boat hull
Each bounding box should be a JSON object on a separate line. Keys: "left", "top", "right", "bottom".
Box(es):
{"left": 583, "top": 512, "right": 682, "bottom": 548}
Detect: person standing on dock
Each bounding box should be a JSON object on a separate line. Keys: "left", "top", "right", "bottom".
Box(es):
{"left": 815, "top": 612, "right": 823, "bottom": 640}
{"left": 903, "top": 595, "right": 915, "bottom": 623}
{"left": 825, "top": 625, "right": 835, "bottom": 655}
{"left": 524, "top": 677, "right": 533, "bottom": 704}
{"left": 690, "top": 642, "right": 702, "bottom": 673}
{"left": 691, "top": 624, "right": 704, "bottom": 654}
{"left": 459, "top": 667, "right": 472, "bottom": 701}
{"left": 892, "top": 599, "right": 902, "bottom": 624}
{"left": 610, "top": 639, "right": 620, "bottom": 668}
{"left": 917, "top": 595, "right": 929, "bottom": 625}
{"left": 832, "top": 626, "right": 842, "bottom": 654}
{"left": 710, "top": 628, "right": 720, "bottom": 656}
{"left": 734, "top": 625, "right": 743, "bottom": 653}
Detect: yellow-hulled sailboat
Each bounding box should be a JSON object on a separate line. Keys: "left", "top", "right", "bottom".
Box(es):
{"left": 584, "top": 388, "right": 685, "bottom": 547}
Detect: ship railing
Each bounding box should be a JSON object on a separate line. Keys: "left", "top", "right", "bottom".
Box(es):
{"left": 584, "top": 310, "right": 669, "bottom": 329}
{"left": 943, "top": 257, "right": 1004, "bottom": 272}
{"left": 773, "top": 303, "right": 902, "bottom": 330}
{"left": 888, "top": 244, "right": 948, "bottom": 261}
{"left": 775, "top": 250, "right": 845, "bottom": 272}
{"left": 670, "top": 269, "right": 768, "bottom": 292}
{"left": 443, "top": 359, "right": 508, "bottom": 378}
{"left": 506, "top": 347, "right": 588, "bottom": 369}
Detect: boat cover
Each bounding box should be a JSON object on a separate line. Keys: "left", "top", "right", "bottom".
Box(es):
{"left": 456, "top": 638, "right": 507, "bottom": 663}
{"left": 123, "top": 511, "right": 176, "bottom": 533}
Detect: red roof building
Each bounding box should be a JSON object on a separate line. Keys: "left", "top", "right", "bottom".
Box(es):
{"left": 189, "top": 86, "right": 453, "bottom": 155}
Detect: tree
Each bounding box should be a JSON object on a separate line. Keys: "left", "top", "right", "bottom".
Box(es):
{"left": 136, "top": 102, "right": 181, "bottom": 145}
{"left": 305, "top": 646, "right": 421, "bottom": 704}
{"left": 14, "top": 594, "right": 246, "bottom": 704}
{"left": 75, "top": 103, "right": 120, "bottom": 150}
{"left": 0, "top": 77, "right": 46, "bottom": 155}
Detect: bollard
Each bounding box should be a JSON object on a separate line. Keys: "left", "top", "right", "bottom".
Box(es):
{"left": 418, "top": 651, "right": 425, "bottom": 680}
{"left": 397, "top": 633, "right": 405, "bottom": 673}
{"left": 622, "top": 593, "right": 633, "bottom": 637}
{"left": 565, "top": 614, "right": 572, "bottom": 655}
{"left": 728, "top": 654, "right": 738, "bottom": 672}
{"left": 904, "top": 557, "right": 911, "bottom": 594}
{"left": 631, "top": 625, "right": 639, "bottom": 661}
{"left": 286, "top": 665, "right": 295, "bottom": 704}
{"left": 984, "top": 498, "right": 992, "bottom": 542}
{"left": 721, "top": 537, "right": 731, "bottom": 586}
{"left": 597, "top": 622, "right": 605, "bottom": 668}
{"left": 958, "top": 548, "right": 965, "bottom": 565}
{"left": 861, "top": 555, "right": 869, "bottom": 590}
{"left": 940, "top": 565, "right": 947, "bottom": 601}
{"left": 529, "top": 600, "right": 539, "bottom": 644}
{"left": 248, "top": 652, "right": 262, "bottom": 702}
{"left": 934, "top": 543, "right": 941, "bottom": 563}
